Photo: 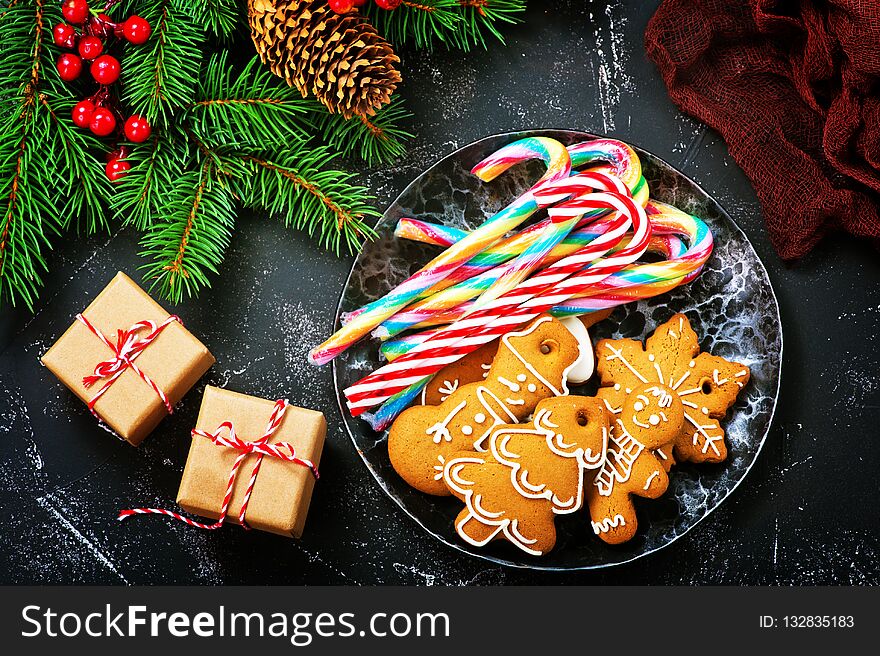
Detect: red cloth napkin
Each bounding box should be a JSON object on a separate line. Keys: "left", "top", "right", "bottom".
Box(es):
{"left": 645, "top": 0, "right": 880, "bottom": 259}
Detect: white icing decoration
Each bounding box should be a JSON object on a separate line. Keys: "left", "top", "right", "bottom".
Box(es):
{"left": 702, "top": 407, "right": 709, "bottom": 415}
{"left": 643, "top": 470, "right": 661, "bottom": 490}
{"left": 474, "top": 413, "right": 486, "bottom": 423}
{"left": 461, "top": 425, "right": 473, "bottom": 436}
{"left": 684, "top": 412, "right": 723, "bottom": 456}
{"left": 527, "top": 383, "right": 537, "bottom": 393}
{"left": 502, "top": 316, "right": 573, "bottom": 396}
{"left": 498, "top": 376, "right": 520, "bottom": 392}
{"left": 505, "top": 398, "right": 525, "bottom": 406}
{"left": 432, "top": 455, "right": 446, "bottom": 481}
{"left": 648, "top": 414, "right": 660, "bottom": 426}
{"left": 560, "top": 316, "right": 595, "bottom": 384}
{"left": 593, "top": 421, "right": 644, "bottom": 497}
{"left": 633, "top": 401, "right": 645, "bottom": 412}
{"left": 437, "top": 378, "right": 459, "bottom": 402}
{"left": 426, "top": 400, "right": 467, "bottom": 444}
{"left": 516, "top": 374, "right": 527, "bottom": 382}
{"left": 444, "top": 456, "right": 543, "bottom": 556}
{"left": 591, "top": 514, "right": 626, "bottom": 534}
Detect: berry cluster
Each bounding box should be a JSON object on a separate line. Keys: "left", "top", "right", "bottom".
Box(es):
{"left": 328, "top": 0, "right": 401, "bottom": 14}
{"left": 53, "top": 0, "right": 153, "bottom": 181}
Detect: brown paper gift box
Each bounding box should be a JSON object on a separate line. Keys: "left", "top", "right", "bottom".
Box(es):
{"left": 177, "top": 386, "right": 326, "bottom": 538}
{"left": 41, "top": 272, "right": 215, "bottom": 446}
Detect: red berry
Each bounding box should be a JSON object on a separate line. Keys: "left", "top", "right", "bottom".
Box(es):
{"left": 71, "top": 99, "right": 95, "bottom": 128}
{"left": 78, "top": 35, "right": 103, "bottom": 60}
{"left": 89, "top": 107, "right": 116, "bottom": 136}
{"left": 122, "top": 16, "right": 152, "bottom": 44}
{"left": 89, "top": 13, "right": 114, "bottom": 37}
{"left": 53, "top": 23, "right": 77, "bottom": 49}
{"left": 352, "top": 0, "right": 367, "bottom": 5}
{"left": 61, "top": 0, "right": 89, "bottom": 24}
{"left": 105, "top": 158, "right": 131, "bottom": 182}
{"left": 374, "top": 0, "right": 401, "bottom": 9}
{"left": 56, "top": 53, "right": 82, "bottom": 82}
{"left": 123, "top": 115, "right": 151, "bottom": 143}
{"left": 328, "top": 0, "right": 354, "bottom": 13}
{"left": 91, "top": 55, "right": 120, "bottom": 85}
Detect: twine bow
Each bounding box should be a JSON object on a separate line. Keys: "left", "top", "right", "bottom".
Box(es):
{"left": 76, "top": 313, "right": 181, "bottom": 416}
{"left": 118, "top": 399, "right": 319, "bottom": 530}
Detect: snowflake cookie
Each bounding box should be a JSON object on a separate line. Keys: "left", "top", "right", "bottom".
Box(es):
{"left": 594, "top": 313, "right": 750, "bottom": 465}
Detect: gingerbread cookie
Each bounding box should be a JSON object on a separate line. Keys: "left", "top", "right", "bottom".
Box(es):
{"left": 594, "top": 313, "right": 750, "bottom": 464}
{"left": 443, "top": 453, "right": 558, "bottom": 556}
{"left": 418, "top": 309, "right": 612, "bottom": 407}
{"left": 486, "top": 396, "right": 610, "bottom": 513}
{"left": 388, "top": 315, "right": 580, "bottom": 495}
{"left": 587, "top": 382, "right": 684, "bottom": 544}
{"left": 443, "top": 396, "right": 610, "bottom": 555}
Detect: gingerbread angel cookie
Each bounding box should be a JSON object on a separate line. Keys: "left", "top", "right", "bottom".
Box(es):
{"left": 594, "top": 313, "right": 750, "bottom": 465}
{"left": 388, "top": 315, "right": 580, "bottom": 495}
{"left": 443, "top": 396, "right": 610, "bottom": 555}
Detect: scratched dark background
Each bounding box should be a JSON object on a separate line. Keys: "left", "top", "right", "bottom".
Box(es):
{"left": 1, "top": 1, "right": 878, "bottom": 585}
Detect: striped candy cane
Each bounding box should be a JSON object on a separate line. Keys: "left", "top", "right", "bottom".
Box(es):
{"left": 118, "top": 400, "right": 319, "bottom": 530}
{"left": 308, "top": 137, "right": 572, "bottom": 366}
{"left": 76, "top": 313, "right": 180, "bottom": 417}
{"left": 344, "top": 189, "right": 650, "bottom": 415}
{"left": 373, "top": 171, "right": 632, "bottom": 340}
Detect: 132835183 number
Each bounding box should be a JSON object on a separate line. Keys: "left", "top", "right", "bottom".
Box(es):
{"left": 783, "top": 616, "right": 854, "bottom": 628}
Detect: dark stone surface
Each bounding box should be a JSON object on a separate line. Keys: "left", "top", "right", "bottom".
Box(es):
{"left": 1, "top": 1, "right": 878, "bottom": 584}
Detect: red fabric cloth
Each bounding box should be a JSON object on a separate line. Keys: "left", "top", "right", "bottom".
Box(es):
{"left": 645, "top": 0, "right": 880, "bottom": 259}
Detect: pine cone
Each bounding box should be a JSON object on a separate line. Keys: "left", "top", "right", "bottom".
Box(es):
{"left": 248, "top": 0, "right": 402, "bottom": 119}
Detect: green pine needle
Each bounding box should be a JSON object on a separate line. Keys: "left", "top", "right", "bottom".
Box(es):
{"left": 449, "top": 0, "right": 526, "bottom": 51}
{"left": 139, "top": 161, "right": 236, "bottom": 303}
{"left": 187, "top": 52, "right": 317, "bottom": 150}
{"left": 175, "top": 0, "right": 239, "bottom": 37}
{"left": 320, "top": 96, "right": 413, "bottom": 166}
{"left": 122, "top": 0, "right": 204, "bottom": 125}
{"left": 367, "top": 0, "right": 461, "bottom": 50}
{"left": 237, "top": 146, "right": 380, "bottom": 256}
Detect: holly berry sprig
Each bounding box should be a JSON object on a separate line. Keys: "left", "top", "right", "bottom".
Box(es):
{"left": 329, "top": 0, "right": 401, "bottom": 15}
{"left": 53, "top": 0, "right": 153, "bottom": 182}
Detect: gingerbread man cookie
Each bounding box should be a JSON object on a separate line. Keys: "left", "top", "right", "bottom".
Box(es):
{"left": 587, "top": 382, "right": 684, "bottom": 544}
{"left": 443, "top": 396, "right": 610, "bottom": 555}
{"left": 594, "top": 313, "right": 750, "bottom": 465}
{"left": 388, "top": 315, "right": 580, "bottom": 495}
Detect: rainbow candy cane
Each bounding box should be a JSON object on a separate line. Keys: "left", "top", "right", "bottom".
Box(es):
{"left": 373, "top": 171, "right": 633, "bottom": 340}
{"left": 344, "top": 185, "right": 649, "bottom": 419}
{"left": 342, "top": 139, "right": 648, "bottom": 327}
{"left": 308, "top": 137, "right": 572, "bottom": 365}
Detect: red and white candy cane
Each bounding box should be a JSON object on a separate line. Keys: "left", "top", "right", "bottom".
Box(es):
{"left": 344, "top": 185, "right": 650, "bottom": 415}
{"left": 118, "top": 400, "right": 319, "bottom": 530}
{"left": 76, "top": 313, "right": 180, "bottom": 417}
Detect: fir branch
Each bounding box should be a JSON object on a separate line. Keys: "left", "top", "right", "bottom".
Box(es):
{"left": 40, "top": 94, "right": 114, "bottom": 234}
{"left": 238, "top": 147, "right": 379, "bottom": 256}
{"left": 367, "top": 0, "right": 461, "bottom": 50}
{"left": 110, "top": 125, "right": 188, "bottom": 230}
{"left": 186, "top": 53, "right": 316, "bottom": 150}
{"left": 0, "top": 0, "right": 64, "bottom": 308}
{"left": 121, "top": 0, "right": 203, "bottom": 125}
{"left": 139, "top": 159, "right": 236, "bottom": 303}
{"left": 320, "top": 96, "right": 413, "bottom": 166}
{"left": 175, "top": 0, "right": 239, "bottom": 37}
{"left": 450, "top": 0, "right": 526, "bottom": 50}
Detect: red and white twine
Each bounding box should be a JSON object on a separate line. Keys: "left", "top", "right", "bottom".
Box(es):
{"left": 118, "top": 400, "right": 319, "bottom": 530}
{"left": 76, "top": 313, "right": 181, "bottom": 417}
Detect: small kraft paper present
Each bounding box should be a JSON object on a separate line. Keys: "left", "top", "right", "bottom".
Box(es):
{"left": 41, "top": 272, "right": 215, "bottom": 446}
{"left": 170, "top": 386, "right": 325, "bottom": 538}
